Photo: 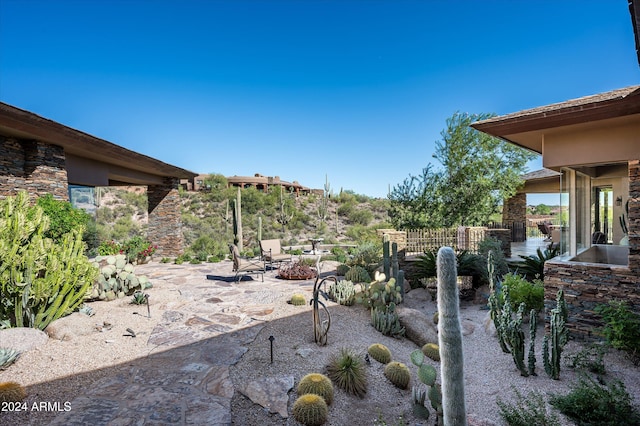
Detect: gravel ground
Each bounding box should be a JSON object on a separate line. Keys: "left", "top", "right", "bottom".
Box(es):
{"left": 1, "top": 263, "right": 639, "bottom": 426}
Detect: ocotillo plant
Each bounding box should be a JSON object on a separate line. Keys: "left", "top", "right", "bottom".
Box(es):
{"left": 436, "top": 247, "right": 467, "bottom": 426}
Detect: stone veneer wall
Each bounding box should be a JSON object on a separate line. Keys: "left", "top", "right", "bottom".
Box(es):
{"left": 502, "top": 192, "right": 526, "bottom": 225}
{"left": 544, "top": 160, "right": 640, "bottom": 339}
{"left": 147, "top": 178, "right": 184, "bottom": 257}
{"left": 1, "top": 137, "right": 69, "bottom": 201}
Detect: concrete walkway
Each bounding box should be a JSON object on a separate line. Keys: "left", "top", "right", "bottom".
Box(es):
{"left": 48, "top": 260, "right": 320, "bottom": 426}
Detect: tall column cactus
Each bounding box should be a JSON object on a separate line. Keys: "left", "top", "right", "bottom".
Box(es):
{"left": 436, "top": 247, "right": 467, "bottom": 426}
{"left": 383, "top": 237, "right": 391, "bottom": 278}
{"left": 543, "top": 289, "right": 569, "bottom": 380}
{"left": 233, "top": 187, "right": 243, "bottom": 252}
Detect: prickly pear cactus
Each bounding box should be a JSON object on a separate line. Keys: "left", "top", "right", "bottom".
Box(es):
{"left": 91, "top": 254, "right": 152, "bottom": 301}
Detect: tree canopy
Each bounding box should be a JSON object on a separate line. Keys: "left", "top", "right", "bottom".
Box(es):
{"left": 389, "top": 112, "right": 536, "bottom": 229}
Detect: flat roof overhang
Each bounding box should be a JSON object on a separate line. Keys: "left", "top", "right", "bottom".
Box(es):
{"left": 0, "top": 102, "right": 197, "bottom": 186}
{"left": 470, "top": 86, "right": 640, "bottom": 154}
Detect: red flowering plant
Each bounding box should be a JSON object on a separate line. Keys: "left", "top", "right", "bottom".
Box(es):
{"left": 98, "top": 240, "right": 122, "bottom": 256}
{"left": 121, "top": 236, "right": 157, "bottom": 264}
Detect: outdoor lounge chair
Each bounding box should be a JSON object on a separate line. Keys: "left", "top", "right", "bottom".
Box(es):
{"left": 229, "top": 244, "right": 265, "bottom": 282}
{"left": 259, "top": 239, "right": 292, "bottom": 270}
{"left": 538, "top": 221, "right": 552, "bottom": 241}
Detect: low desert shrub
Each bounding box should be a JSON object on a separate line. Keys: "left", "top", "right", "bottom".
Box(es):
{"left": 501, "top": 273, "right": 544, "bottom": 313}
{"left": 567, "top": 344, "right": 607, "bottom": 375}
{"left": 497, "top": 388, "right": 560, "bottom": 426}
{"left": 594, "top": 300, "right": 640, "bottom": 363}
{"left": 550, "top": 376, "right": 640, "bottom": 426}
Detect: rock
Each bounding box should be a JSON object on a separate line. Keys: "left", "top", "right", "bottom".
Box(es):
{"left": 237, "top": 376, "right": 294, "bottom": 418}
{"left": 461, "top": 319, "right": 476, "bottom": 336}
{"left": 0, "top": 327, "right": 48, "bottom": 352}
{"left": 45, "top": 312, "right": 97, "bottom": 341}
{"left": 483, "top": 312, "right": 497, "bottom": 337}
{"left": 402, "top": 287, "right": 433, "bottom": 309}
{"left": 396, "top": 307, "right": 438, "bottom": 347}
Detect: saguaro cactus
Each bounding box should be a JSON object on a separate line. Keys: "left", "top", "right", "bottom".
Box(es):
{"left": 233, "top": 187, "right": 243, "bottom": 252}
{"left": 436, "top": 247, "right": 467, "bottom": 426}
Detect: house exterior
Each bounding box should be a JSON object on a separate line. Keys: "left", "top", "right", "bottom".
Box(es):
{"left": 0, "top": 102, "right": 197, "bottom": 256}
{"left": 471, "top": 86, "right": 640, "bottom": 337}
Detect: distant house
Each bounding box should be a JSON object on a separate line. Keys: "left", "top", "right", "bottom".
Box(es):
{"left": 226, "top": 173, "right": 312, "bottom": 196}
{"left": 472, "top": 86, "right": 640, "bottom": 337}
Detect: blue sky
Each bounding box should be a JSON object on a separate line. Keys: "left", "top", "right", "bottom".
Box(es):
{"left": 1, "top": 1, "right": 638, "bottom": 203}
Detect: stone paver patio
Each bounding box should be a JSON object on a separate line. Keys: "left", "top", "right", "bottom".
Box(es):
{"left": 46, "top": 260, "right": 320, "bottom": 426}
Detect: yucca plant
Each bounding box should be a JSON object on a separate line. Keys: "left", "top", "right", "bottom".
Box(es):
{"left": 325, "top": 347, "right": 367, "bottom": 397}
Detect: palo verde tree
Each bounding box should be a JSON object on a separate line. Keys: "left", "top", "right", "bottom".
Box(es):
{"left": 389, "top": 112, "right": 536, "bottom": 229}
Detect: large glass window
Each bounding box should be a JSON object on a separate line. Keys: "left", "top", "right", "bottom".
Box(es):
{"left": 559, "top": 168, "right": 591, "bottom": 257}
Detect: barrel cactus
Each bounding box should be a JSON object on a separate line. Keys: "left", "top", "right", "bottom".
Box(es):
{"left": 290, "top": 294, "right": 306, "bottom": 306}
{"left": 297, "top": 373, "right": 334, "bottom": 405}
{"left": 384, "top": 361, "right": 411, "bottom": 390}
{"left": 292, "top": 393, "right": 329, "bottom": 426}
{"left": 0, "top": 382, "right": 26, "bottom": 403}
{"left": 367, "top": 343, "right": 392, "bottom": 364}
{"left": 422, "top": 343, "right": 440, "bottom": 362}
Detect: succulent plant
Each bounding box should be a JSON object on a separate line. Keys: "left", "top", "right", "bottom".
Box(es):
{"left": 326, "top": 348, "right": 367, "bottom": 397}
{"left": 336, "top": 264, "right": 350, "bottom": 276}
{"left": 433, "top": 311, "right": 439, "bottom": 325}
{"left": 131, "top": 291, "right": 147, "bottom": 305}
{"left": 422, "top": 343, "right": 440, "bottom": 362}
{"left": 371, "top": 303, "right": 405, "bottom": 337}
{"left": 0, "top": 348, "right": 21, "bottom": 370}
{"left": 437, "top": 247, "right": 467, "bottom": 425}
{"left": 292, "top": 393, "right": 328, "bottom": 426}
{"left": 384, "top": 361, "right": 411, "bottom": 390}
{"left": 328, "top": 280, "right": 356, "bottom": 306}
{"left": 344, "top": 265, "right": 371, "bottom": 283}
{"left": 92, "top": 254, "right": 152, "bottom": 301}
{"left": 367, "top": 343, "right": 392, "bottom": 364}
{"left": 0, "top": 382, "right": 26, "bottom": 403}
{"left": 297, "top": 373, "right": 334, "bottom": 405}
{"left": 290, "top": 294, "right": 306, "bottom": 306}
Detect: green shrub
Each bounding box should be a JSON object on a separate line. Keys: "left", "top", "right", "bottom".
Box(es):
{"left": 594, "top": 301, "right": 640, "bottom": 362}
{"left": 501, "top": 273, "right": 544, "bottom": 313}
{"left": 550, "top": 377, "right": 640, "bottom": 426}
{"left": 348, "top": 209, "right": 373, "bottom": 226}
{"left": 346, "top": 242, "right": 381, "bottom": 275}
{"left": 36, "top": 193, "right": 92, "bottom": 243}
{"left": 121, "top": 236, "right": 156, "bottom": 264}
{"left": 336, "top": 264, "right": 350, "bottom": 276}
{"left": 98, "top": 240, "right": 122, "bottom": 255}
{"left": 497, "top": 388, "right": 560, "bottom": 426}
{"left": 567, "top": 344, "right": 607, "bottom": 375}
{"left": 330, "top": 246, "right": 347, "bottom": 263}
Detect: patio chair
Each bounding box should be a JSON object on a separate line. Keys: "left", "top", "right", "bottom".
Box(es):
{"left": 538, "top": 221, "right": 552, "bottom": 241}
{"left": 228, "top": 244, "right": 265, "bottom": 282}
{"left": 259, "top": 239, "right": 292, "bottom": 271}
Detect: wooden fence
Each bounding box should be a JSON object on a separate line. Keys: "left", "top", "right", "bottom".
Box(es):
{"left": 402, "top": 222, "right": 525, "bottom": 256}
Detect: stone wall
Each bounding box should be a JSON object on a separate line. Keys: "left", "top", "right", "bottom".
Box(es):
{"left": 544, "top": 160, "right": 640, "bottom": 339}
{"left": 502, "top": 192, "right": 526, "bottom": 225}
{"left": 148, "top": 178, "right": 184, "bottom": 257}
{"left": 1, "top": 137, "right": 68, "bottom": 201}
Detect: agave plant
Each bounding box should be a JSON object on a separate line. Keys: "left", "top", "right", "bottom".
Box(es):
{"left": 0, "top": 348, "right": 21, "bottom": 370}
{"left": 510, "top": 246, "right": 559, "bottom": 280}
